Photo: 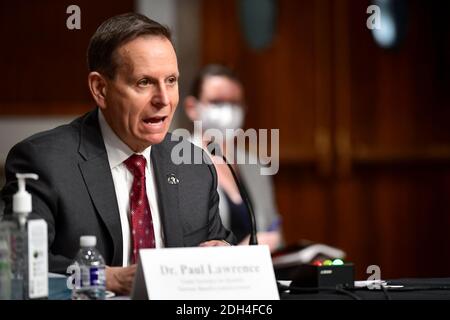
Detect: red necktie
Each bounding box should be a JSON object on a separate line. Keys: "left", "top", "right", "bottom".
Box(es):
{"left": 124, "top": 154, "right": 155, "bottom": 264}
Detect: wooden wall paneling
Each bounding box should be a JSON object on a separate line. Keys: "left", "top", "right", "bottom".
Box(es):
{"left": 369, "top": 169, "right": 450, "bottom": 278}
{"left": 373, "top": 172, "right": 416, "bottom": 278}
{"left": 349, "top": 0, "right": 450, "bottom": 161}
{"left": 201, "top": 0, "right": 320, "bottom": 164}
{"left": 201, "top": 0, "right": 332, "bottom": 245}
{"left": 261, "top": 0, "right": 317, "bottom": 163}
{"left": 331, "top": 0, "right": 375, "bottom": 278}
{"left": 275, "top": 167, "right": 331, "bottom": 245}
{"left": 325, "top": 0, "right": 450, "bottom": 279}
{"left": 333, "top": 176, "right": 379, "bottom": 278}
{"left": 349, "top": 0, "right": 450, "bottom": 279}
{"left": 201, "top": 0, "right": 242, "bottom": 66}
{"left": 200, "top": 0, "right": 450, "bottom": 280}
{"left": 332, "top": 0, "right": 352, "bottom": 178}
{"left": 412, "top": 169, "right": 450, "bottom": 277}
{"left": 313, "top": 0, "right": 333, "bottom": 177}
{"left": 0, "top": 0, "right": 134, "bottom": 115}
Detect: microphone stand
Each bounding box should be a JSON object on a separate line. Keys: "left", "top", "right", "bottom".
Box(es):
{"left": 208, "top": 141, "right": 258, "bottom": 245}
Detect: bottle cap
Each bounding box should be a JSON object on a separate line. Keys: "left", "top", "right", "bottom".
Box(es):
{"left": 80, "top": 236, "right": 97, "bottom": 247}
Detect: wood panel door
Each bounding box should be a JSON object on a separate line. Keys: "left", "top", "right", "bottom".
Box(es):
{"left": 334, "top": 0, "right": 450, "bottom": 278}
{"left": 200, "top": 0, "right": 450, "bottom": 279}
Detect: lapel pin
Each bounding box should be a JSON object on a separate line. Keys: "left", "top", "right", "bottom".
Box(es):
{"left": 167, "top": 174, "right": 179, "bottom": 185}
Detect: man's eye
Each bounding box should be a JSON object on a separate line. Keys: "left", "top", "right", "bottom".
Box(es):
{"left": 167, "top": 77, "right": 178, "bottom": 85}
{"left": 137, "top": 79, "right": 150, "bottom": 87}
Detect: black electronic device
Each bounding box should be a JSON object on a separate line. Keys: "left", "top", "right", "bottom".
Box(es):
{"left": 289, "top": 260, "right": 355, "bottom": 292}
{"left": 272, "top": 241, "right": 346, "bottom": 280}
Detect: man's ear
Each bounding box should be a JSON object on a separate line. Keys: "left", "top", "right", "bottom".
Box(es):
{"left": 184, "top": 96, "right": 199, "bottom": 121}
{"left": 88, "top": 72, "right": 108, "bottom": 109}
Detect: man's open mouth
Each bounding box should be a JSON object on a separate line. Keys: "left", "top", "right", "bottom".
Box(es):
{"left": 143, "top": 116, "right": 167, "bottom": 125}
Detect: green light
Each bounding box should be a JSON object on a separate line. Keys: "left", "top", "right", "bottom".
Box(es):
{"left": 332, "top": 259, "right": 344, "bottom": 266}
{"left": 323, "top": 259, "right": 333, "bottom": 266}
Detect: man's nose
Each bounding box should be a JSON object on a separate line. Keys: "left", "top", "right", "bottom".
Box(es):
{"left": 152, "top": 83, "right": 170, "bottom": 107}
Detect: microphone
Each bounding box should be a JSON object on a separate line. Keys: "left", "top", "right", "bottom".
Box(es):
{"left": 207, "top": 141, "right": 258, "bottom": 245}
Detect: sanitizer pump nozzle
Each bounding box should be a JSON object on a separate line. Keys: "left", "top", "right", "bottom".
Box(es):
{"left": 12, "top": 173, "right": 38, "bottom": 227}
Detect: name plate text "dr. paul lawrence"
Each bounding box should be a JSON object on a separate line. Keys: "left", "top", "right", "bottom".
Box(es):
{"left": 131, "top": 245, "right": 280, "bottom": 300}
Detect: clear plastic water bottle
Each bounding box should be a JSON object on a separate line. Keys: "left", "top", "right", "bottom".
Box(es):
{"left": 72, "top": 236, "right": 106, "bottom": 300}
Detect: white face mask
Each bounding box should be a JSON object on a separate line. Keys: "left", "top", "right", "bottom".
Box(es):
{"left": 197, "top": 103, "right": 245, "bottom": 133}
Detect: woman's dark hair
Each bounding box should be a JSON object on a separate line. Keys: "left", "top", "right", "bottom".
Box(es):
{"left": 87, "top": 12, "right": 172, "bottom": 79}
{"left": 190, "top": 64, "right": 241, "bottom": 99}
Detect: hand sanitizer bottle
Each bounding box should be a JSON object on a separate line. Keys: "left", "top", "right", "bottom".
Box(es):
{"left": 0, "top": 226, "right": 12, "bottom": 300}
{"left": 9, "top": 173, "right": 48, "bottom": 300}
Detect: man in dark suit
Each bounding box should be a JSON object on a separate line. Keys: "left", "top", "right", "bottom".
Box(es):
{"left": 1, "top": 13, "right": 234, "bottom": 294}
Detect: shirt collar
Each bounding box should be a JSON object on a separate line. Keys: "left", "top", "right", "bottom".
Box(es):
{"left": 98, "top": 109, "right": 151, "bottom": 170}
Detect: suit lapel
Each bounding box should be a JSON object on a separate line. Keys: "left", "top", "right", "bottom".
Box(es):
{"left": 151, "top": 137, "right": 184, "bottom": 247}
{"left": 78, "top": 109, "right": 123, "bottom": 265}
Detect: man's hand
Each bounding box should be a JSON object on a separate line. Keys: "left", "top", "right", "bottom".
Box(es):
{"left": 199, "top": 240, "right": 231, "bottom": 247}
{"left": 105, "top": 265, "right": 137, "bottom": 295}
{"left": 239, "top": 231, "right": 281, "bottom": 252}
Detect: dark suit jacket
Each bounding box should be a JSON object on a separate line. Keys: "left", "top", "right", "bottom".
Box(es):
{"left": 1, "top": 109, "right": 235, "bottom": 273}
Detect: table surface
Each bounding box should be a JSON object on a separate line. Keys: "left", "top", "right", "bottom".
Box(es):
{"left": 281, "top": 278, "right": 450, "bottom": 300}
{"left": 50, "top": 276, "right": 450, "bottom": 300}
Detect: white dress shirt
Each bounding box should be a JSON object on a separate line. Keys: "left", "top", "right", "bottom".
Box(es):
{"left": 98, "top": 110, "right": 164, "bottom": 266}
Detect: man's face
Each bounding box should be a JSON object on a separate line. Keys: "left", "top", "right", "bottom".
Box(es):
{"left": 101, "top": 36, "right": 179, "bottom": 152}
